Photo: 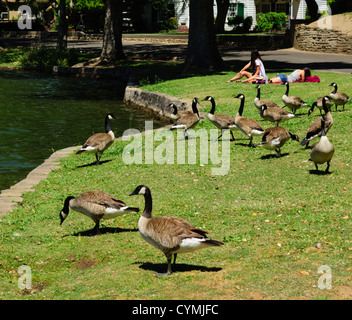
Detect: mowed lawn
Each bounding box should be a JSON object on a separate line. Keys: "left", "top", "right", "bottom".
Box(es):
{"left": 0, "top": 68, "right": 352, "bottom": 300}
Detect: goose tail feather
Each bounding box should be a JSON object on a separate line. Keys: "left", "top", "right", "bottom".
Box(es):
{"left": 205, "top": 239, "right": 224, "bottom": 246}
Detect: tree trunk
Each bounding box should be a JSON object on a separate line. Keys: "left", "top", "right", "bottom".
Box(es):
{"left": 184, "top": 0, "right": 224, "bottom": 72}
{"left": 100, "top": 0, "right": 124, "bottom": 63}
{"left": 57, "top": 0, "right": 67, "bottom": 49}
{"left": 214, "top": 0, "right": 230, "bottom": 34}
{"left": 305, "top": 0, "right": 320, "bottom": 21}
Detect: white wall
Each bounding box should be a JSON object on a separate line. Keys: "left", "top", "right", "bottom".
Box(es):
{"left": 172, "top": 0, "right": 328, "bottom": 30}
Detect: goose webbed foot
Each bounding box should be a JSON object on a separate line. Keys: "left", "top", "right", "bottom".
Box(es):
{"left": 155, "top": 258, "right": 173, "bottom": 277}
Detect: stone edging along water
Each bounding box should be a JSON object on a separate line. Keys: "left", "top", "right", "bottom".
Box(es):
{"left": 0, "top": 83, "right": 193, "bottom": 216}
{"left": 0, "top": 147, "right": 77, "bottom": 215}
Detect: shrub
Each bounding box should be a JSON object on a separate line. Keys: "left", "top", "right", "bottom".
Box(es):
{"left": 157, "top": 17, "right": 178, "bottom": 32}
{"left": 227, "top": 15, "right": 244, "bottom": 27}
{"left": 19, "top": 46, "right": 78, "bottom": 70}
{"left": 255, "top": 12, "right": 288, "bottom": 32}
{"left": 243, "top": 16, "right": 253, "bottom": 32}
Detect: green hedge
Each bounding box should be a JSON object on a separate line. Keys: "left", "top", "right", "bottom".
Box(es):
{"left": 255, "top": 12, "right": 288, "bottom": 32}
{"left": 19, "top": 47, "right": 78, "bottom": 70}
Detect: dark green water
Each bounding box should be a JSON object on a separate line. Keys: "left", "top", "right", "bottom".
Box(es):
{"left": 0, "top": 71, "right": 166, "bottom": 192}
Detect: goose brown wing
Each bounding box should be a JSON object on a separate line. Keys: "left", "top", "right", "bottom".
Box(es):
{"left": 216, "top": 114, "right": 236, "bottom": 127}
{"left": 146, "top": 216, "right": 207, "bottom": 249}
{"left": 83, "top": 133, "right": 113, "bottom": 149}
{"left": 77, "top": 190, "right": 126, "bottom": 210}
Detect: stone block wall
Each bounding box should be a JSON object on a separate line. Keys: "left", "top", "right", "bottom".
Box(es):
{"left": 294, "top": 25, "right": 352, "bottom": 55}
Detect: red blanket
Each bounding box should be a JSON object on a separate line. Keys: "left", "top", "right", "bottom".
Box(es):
{"left": 303, "top": 75, "right": 320, "bottom": 82}
{"left": 266, "top": 75, "right": 321, "bottom": 84}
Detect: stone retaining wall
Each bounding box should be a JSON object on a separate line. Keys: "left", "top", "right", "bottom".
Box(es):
{"left": 124, "top": 86, "right": 191, "bottom": 121}
{"left": 294, "top": 25, "right": 352, "bottom": 55}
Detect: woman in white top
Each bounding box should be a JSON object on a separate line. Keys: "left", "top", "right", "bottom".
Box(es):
{"left": 227, "top": 49, "right": 266, "bottom": 83}
{"left": 269, "top": 67, "right": 311, "bottom": 83}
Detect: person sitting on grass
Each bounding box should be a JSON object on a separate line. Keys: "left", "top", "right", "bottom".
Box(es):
{"left": 269, "top": 67, "right": 311, "bottom": 83}
{"left": 227, "top": 49, "right": 266, "bottom": 84}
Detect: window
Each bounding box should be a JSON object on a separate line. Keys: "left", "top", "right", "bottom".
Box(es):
{"left": 0, "top": 12, "right": 8, "bottom": 20}
{"left": 276, "top": 3, "right": 289, "bottom": 14}
{"left": 261, "top": 4, "right": 271, "bottom": 13}
{"left": 228, "top": 3, "right": 237, "bottom": 17}
{"left": 228, "top": 3, "right": 244, "bottom": 17}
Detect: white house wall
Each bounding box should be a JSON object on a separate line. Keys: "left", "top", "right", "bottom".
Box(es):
{"left": 172, "top": 0, "right": 328, "bottom": 30}
{"left": 294, "top": 0, "right": 330, "bottom": 19}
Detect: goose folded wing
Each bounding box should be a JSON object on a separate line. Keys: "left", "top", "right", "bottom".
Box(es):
{"left": 84, "top": 133, "right": 112, "bottom": 147}
{"left": 216, "top": 114, "right": 236, "bottom": 126}
{"left": 147, "top": 216, "right": 206, "bottom": 249}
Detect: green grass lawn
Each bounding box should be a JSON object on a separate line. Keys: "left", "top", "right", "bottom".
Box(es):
{"left": 1, "top": 67, "right": 352, "bottom": 300}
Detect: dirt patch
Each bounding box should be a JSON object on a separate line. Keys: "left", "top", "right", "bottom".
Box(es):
{"left": 76, "top": 258, "right": 96, "bottom": 270}
{"left": 308, "top": 13, "right": 352, "bottom": 35}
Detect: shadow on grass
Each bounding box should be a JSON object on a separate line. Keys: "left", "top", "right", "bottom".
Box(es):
{"left": 76, "top": 159, "right": 113, "bottom": 168}
{"left": 64, "top": 226, "right": 138, "bottom": 237}
{"left": 134, "top": 261, "right": 222, "bottom": 274}
{"left": 309, "top": 169, "right": 332, "bottom": 175}
{"left": 260, "top": 152, "right": 289, "bottom": 160}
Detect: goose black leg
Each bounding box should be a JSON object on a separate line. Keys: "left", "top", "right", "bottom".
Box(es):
{"left": 276, "top": 147, "right": 281, "bottom": 158}
{"left": 184, "top": 130, "right": 189, "bottom": 140}
{"left": 156, "top": 254, "right": 173, "bottom": 277}
{"left": 92, "top": 220, "right": 100, "bottom": 236}
{"left": 95, "top": 153, "right": 102, "bottom": 165}
{"left": 248, "top": 137, "right": 255, "bottom": 148}
{"left": 230, "top": 131, "right": 236, "bottom": 141}
{"left": 325, "top": 162, "right": 330, "bottom": 173}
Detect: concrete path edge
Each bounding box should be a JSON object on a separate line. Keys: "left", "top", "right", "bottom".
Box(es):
{"left": 0, "top": 146, "right": 78, "bottom": 216}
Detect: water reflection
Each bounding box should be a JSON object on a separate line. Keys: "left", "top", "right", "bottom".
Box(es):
{"left": 0, "top": 71, "right": 166, "bottom": 191}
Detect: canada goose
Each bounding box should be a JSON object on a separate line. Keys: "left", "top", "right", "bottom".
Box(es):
{"left": 309, "top": 115, "right": 335, "bottom": 173}
{"left": 170, "top": 98, "right": 201, "bottom": 140}
{"left": 129, "top": 185, "right": 224, "bottom": 277}
{"left": 300, "top": 96, "right": 333, "bottom": 149}
{"left": 259, "top": 126, "right": 299, "bottom": 158}
{"left": 76, "top": 113, "right": 117, "bottom": 165}
{"left": 281, "top": 81, "right": 308, "bottom": 114}
{"left": 254, "top": 84, "right": 279, "bottom": 110}
{"left": 259, "top": 104, "right": 298, "bottom": 127}
{"left": 233, "top": 94, "right": 264, "bottom": 147}
{"left": 201, "top": 95, "right": 237, "bottom": 141}
{"left": 169, "top": 103, "right": 193, "bottom": 121}
{"left": 329, "top": 82, "right": 351, "bottom": 111}
{"left": 60, "top": 190, "right": 140, "bottom": 235}
{"left": 309, "top": 96, "right": 333, "bottom": 115}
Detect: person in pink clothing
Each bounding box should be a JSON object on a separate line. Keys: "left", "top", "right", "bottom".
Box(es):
{"left": 227, "top": 49, "right": 266, "bottom": 83}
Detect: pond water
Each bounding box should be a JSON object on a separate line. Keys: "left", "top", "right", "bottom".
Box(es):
{"left": 0, "top": 71, "right": 166, "bottom": 192}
